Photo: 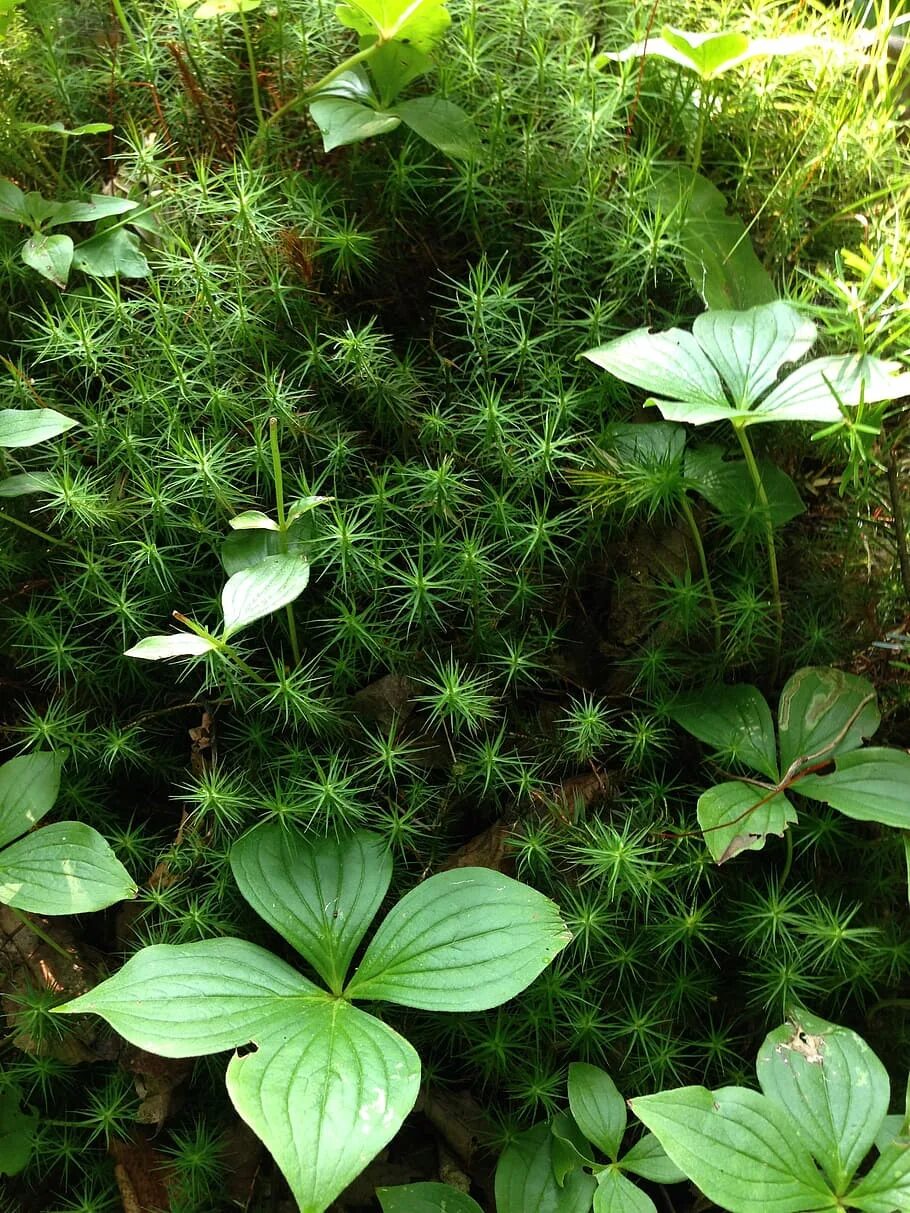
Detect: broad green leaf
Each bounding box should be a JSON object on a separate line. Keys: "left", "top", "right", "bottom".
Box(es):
{"left": 584, "top": 328, "right": 725, "bottom": 416}
{"left": 221, "top": 553, "right": 310, "bottom": 637}
{"left": 753, "top": 355, "right": 910, "bottom": 425}
{"left": 368, "top": 41, "right": 431, "bottom": 104}
{"left": 630, "top": 1086, "right": 833, "bottom": 1213}
{"left": 0, "top": 407, "right": 78, "bottom": 448}
{"left": 684, "top": 447, "right": 805, "bottom": 533}
{"left": 0, "top": 177, "right": 29, "bottom": 224}
{"left": 0, "top": 472, "right": 56, "bottom": 497}
{"left": 692, "top": 303, "right": 816, "bottom": 410}
{"left": 229, "top": 509, "right": 279, "bottom": 530}
{"left": 55, "top": 939, "right": 322, "bottom": 1054}
{"left": 667, "top": 684, "right": 779, "bottom": 780}
{"left": 0, "top": 751, "right": 64, "bottom": 848}
{"left": 18, "top": 121, "right": 113, "bottom": 136}
{"left": 308, "top": 97, "right": 401, "bottom": 152}
{"left": 21, "top": 234, "right": 73, "bottom": 288}
{"left": 796, "top": 749, "right": 910, "bottom": 828}
{"left": 186, "top": 0, "right": 262, "bottom": 16}
{"left": 874, "top": 1115, "right": 905, "bottom": 1153}
{"left": 620, "top": 1133, "right": 687, "bottom": 1184}
{"left": 230, "top": 825, "right": 393, "bottom": 993}
{"left": 378, "top": 1183, "right": 484, "bottom": 1213}
{"left": 568, "top": 1062, "right": 627, "bottom": 1160}
{"left": 314, "top": 66, "right": 377, "bottom": 103}
{"left": 222, "top": 522, "right": 307, "bottom": 574}
{"left": 0, "top": 1082, "right": 36, "bottom": 1177}
{"left": 679, "top": 208, "right": 777, "bottom": 311}
{"left": 551, "top": 1112, "right": 595, "bottom": 1184}
{"left": 777, "top": 667, "right": 880, "bottom": 776}
{"left": 124, "top": 633, "right": 218, "bottom": 660}
{"left": 392, "top": 97, "right": 479, "bottom": 159}
{"left": 495, "top": 1123, "right": 597, "bottom": 1213}
{"left": 22, "top": 191, "right": 61, "bottom": 227}
{"left": 0, "top": 822, "right": 137, "bottom": 914}
{"left": 345, "top": 867, "right": 571, "bottom": 1010}
{"left": 335, "top": 0, "right": 451, "bottom": 52}
{"left": 757, "top": 1013, "right": 889, "bottom": 1190}
{"left": 48, "top": 196, "right": 138, "bottom": 226}
{"left": 846, "top": 1132, "right": 910, "bottom": 1212}
{"left": 71, "top": 228, "right": 149, "bottom": 278}
{"left": 593, "top": 1170, "right": 656, "bottom": 1213}
{"left": 602, "top": 420, "right": 687, "bottom": 464}
{"left": 286, "top": 495, "right": 332, "bottom": 524}
{"left": 226, "top": 1000, "right": 420, "bottom": 1213}
{"left": 605, "top": 28, "right": 827, "bottom": 80}
{"left": 697, "top": 782, "right": 796, "bottom": 863}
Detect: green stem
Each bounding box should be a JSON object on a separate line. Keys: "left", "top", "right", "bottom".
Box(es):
{"left": 690, "top": 84, "right": 710, "bottom": 176}
{"left": 239, "top": 7, "right": 266, "bottom": 135}
{"left": 269, "top": 416, "right": 302, "bottom": 665}
{"left": 679, "top": 493, "right": 722, "bottom": 650}
{"left": 779, "top": 828, "right": 794, "bottom": 890}
{"left": 173, "top": 611, "right": 271, "bottom": 687}
{"left": 110, "top": 0, "right": 141, "bottom": 57}
{"left": 0, "top": 510, "right": 68, "bottom": 547}
{"left": 8, "top": 907, "right": 74, "bottom": 962}
{"left": 733, "top": 423, "right": 783, "bottom": 676}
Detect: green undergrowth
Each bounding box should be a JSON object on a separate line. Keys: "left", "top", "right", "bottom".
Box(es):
{"left": 1, "top": 0, "right": 909, "bottom": 1208}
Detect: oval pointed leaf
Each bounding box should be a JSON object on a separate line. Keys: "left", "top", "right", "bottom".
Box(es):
{"left": 71, "top": 228, "right": 149, "bottom": 279}
{"left": 309, "top": 97, "right": 401, "bottom": 152}
{"left": 345, "top": 867, "right": 571, "bottom": 1011}
{"left": 0, "top": 1083, "right": 37, "bottom": 1177}
{"left": 0, "top": 751, "right": 64, "bottom": 848}
{"left": 692, "top": 302, "right": 816, "bottom": 410}
{"left": 0, "top": 472, "right": 56, "bottom": 497}
{"left": 335, "top": 0, "right": 451, "bottom": 51}
{"left": 221, "top": 553, "right": 310, "bottom": 637}
{"left": 629, "top": 1086, "right": 833, "bottom": 1213}
{"left": 230, "top": 825, "right": 392, "bottom": 992}
{"left": 0, "top": 177, "right": 29, "bottom": 224}
{"left": 21, "top": 233, "right": 73, "bottom": 287}
{"left": 124, "top": 633, "right": 218, "bottom": 660}
{"left": 568, "top": 1062, "right": 627, "bottom": 1160}
{"left": 54, "top": 939, "right": 322, "bottom": 1055}
{"left": 584, "top": 328, "right": 726, "bottom": 415}
{"left": 378, "top": 1183, "right": 484, "bottom": 1213}
{"left": 229, "top": 510, "right": 279, "bottom": 530}
{"left": 551, "top": 1112, "right": 595, "bottom": 1184}
{"left": 757, "top": 1013, "right": 889, "bottom": 1190}
{"left": 698, "top": 781, "right": 796, "bottom": 863}
{"left": 47, "top": 196, "right": 137, "bottom": 226}
{"left": 847, "top": 1132, "right": 910, "bottom": 1212}
{"left": 796, "top": 749, "right": 910, "bottom": 828}
{"left": 668, "top": 684, "right": 778, "bottom": 779}
{"left": 226, "top": 1001, "right": 420, "bottom": 1213}
{"left": 392, "top": 97, "right": 479, "bottom": 159}
{"left": 593, "top": 1170, "right": 656, "bottom": 1213}
{"left": 0, "top": 407, "right": 78, "bottom": 448}
{"left": 496, "top": 1123, "right": 597, "bottom": 1213}
{"left": 777, "top": 667, "right": 879, "bottom": 775}
{"left": 755, "top": 355, "right": 910, "bottom": 424}
{"left": 620, "top": 1133, "right": 686, "bottom": 1184}
{"left": 0, "top": 822, "right": 136, "bottom": 914}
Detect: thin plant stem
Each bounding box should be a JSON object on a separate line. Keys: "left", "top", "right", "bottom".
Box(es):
{"left": 679, "top": 493, "right": 722, "bottom": 650}
{"left": 778, "top": 828, "right": 794, "bottom": 889}
{"left": 8, "top": 907, "right": 74, "bottom": 962}
{"left": 239, "top": 7, "right": 266, "bottom": 135}
{"left": 269, "top": 417, "right": 302, "bottom": 666}
{"left": 110, "top": 0, "right": 141, "bottom": 57}
{"left": 0, "top": 510, "right": 68, "bottom": 547}
{"left": 733, "top": 423, "right": 783, "bottom": 676}
{"left": 690, "top": 84, "right": 710, "bottom": 176}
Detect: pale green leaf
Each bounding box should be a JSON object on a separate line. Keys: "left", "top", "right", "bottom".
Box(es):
{"left": 124, "top": 633, "right": 218, "bottom": 660}
{"left": 0, "top": 1082, "right": 36, "bottom": 1177}
{"left": 629, "top": 1086, "right": 833, "bottom": 1213}
{"left": 55, "top": 939, "right": 323, "bottom": 1054}
{"left": 229, "top": 510, "right": 279, "bottom": 530}
{"left": 71, "top": 228, "right": 150, "bottom": 278}
{"left": 620, "top": 1133, "right": 687, "bottom": 1184}
{"left": 21, "top": 234, "right": 73, "bottom": 288}
{"left": 678, "top": 207, "right": 777, "bottom": 311}
{"left": 345, "top": 867, "right": 571, "bottom": 1010}
{"left": 0, "top": 177, "right": 29, "bottom": 224}
{"left": 593, "top": 1170, "right": 656, "bottom": 1213}
{"left": 583, "top": 328, "right": 727, "bottom": 416}
{"left": 605, "top": 27, "right": 828, "bottom": 80}
{"left": 0, "top": 751, "right": 64, "bottom": 848}
{"left": 230, "top": 825, "right": 392, "bottom": 992}
{"left": 308, "top": 97, "right": 401, "bottom": 151}
{"left": 495, "top": 1123, "right": 597, "bottom": 1213}
{"left": 335, "top": 0, "right": 451, "bottom": 52}
{"left": 697, "top": 782, "right": 796, "bottom": 863}
{"left": 757, "top": 1013, "right": 889, "bottom": 1191}
{"left": 18, "top": 121, "right": 113, "bottom": 136}
{"left": 0, "top": 407, "right": 78, "bottom": 448}
{"left": 0, "top": 472, "right": 56, "bottom": 497}
{"left": 378, "top": 1183, "right": 484, "bottom": 1213}
{"left": 847, "top": 1132, "right": 910, "bottom": 1212}
{"left": 48, "top": 196, "right": 138, "bottom": 226}
{"left": 221, "top": 553, "right": 310, "bottom": 637}
{"left": 568, "top": 1062, "right": 627, "bottom": 1160}
{"left": 222, "top": 522, "right": 307, "bottom": 575}
{"left": 368, "top": 41, "right": 431, "bottom": 105}
{"left": 286, "top": 495, "right": 332, "bottom": 524}
{"left": 392, "top": 97, "right": 479, "bottom": 159}
{"left": 796, "top": 749, "right": 910, "bottom": 828}
{"left": 692, "top": 302, "right": 816, "bottom": 410}
{"left": 777, "top": 667, "right": 880, "bottom": 775}
{"left": 226, "top": 1001, "right": 420, "bottom": 1213}
{"left": 189, "top": 0, "right": 261, "bottom": 17}
{"left": 753, "top": 355, "right": 910, "bottom": 425}
{"left": 0, "top": 822, "right": 137, "bottom": 914}
{"left": 314, "top": 66, "right": 376, "bottom": 103}
{"left": 667, "top": 684, "right": 779, "bottom": 779}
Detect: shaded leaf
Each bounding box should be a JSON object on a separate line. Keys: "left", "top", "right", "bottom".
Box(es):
{"left": 308, "top": 97, "right": 401, "bottom": 151}
{"left": 368, "top": 41, "right": 432, "bottom": 104}
{"left": 71, "top": 228, "right": 149, "bottom": 278}
{"left": 393, "top": 97, "right": 479, "bottom": 158}
{"left": 697, "top": 781, "right": 796, "bottom": 863}
{"left": 593, "top": 1170, "right": 656, "bottom": 1213}
{"left": 0, "top": 822, "right": 137, "bottom": 914}
{"left": 568, "top": 1062, "right": 626, "bottom": 1160}
{"left": 21, "top": 233, "right": 73, "bottom": 288}
{"left": 0, "top": 472, "right": 56, "bottom": 497}
{"left": 0, "top": 1082, "right": 36, "bottom": 1177}
{"left": 495, "top": 1123, "right": 596, "bottom": 1213}
{"left": 667, "top": 684, "right": 778, "bottom": 779}
{"left": 777, "top": 667, "right": 879, "bottom": 775}
{"left": 378, "top": 1183, "right": 484, "bottom": 1213}
{"left": 550, "top": 1111, "right": 594, "bottom": 1184}
{"left": 0, "top": 751, "right": 65, "bottom": 848}
{"left": 620, "top": 1133, "right": 686, "bottom": 1184}
{"left": 0, "top": 177, "right": 29, "bottom": 224}
{"left": 48, "top": 195, "right": 138, "bottom": 226}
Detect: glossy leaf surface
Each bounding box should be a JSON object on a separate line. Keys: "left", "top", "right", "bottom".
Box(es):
{"left": 0, "top": 751, "right": 64, "bottom": 848}
{"left": 0, "top": 822, "right": 137, "bottom": 914}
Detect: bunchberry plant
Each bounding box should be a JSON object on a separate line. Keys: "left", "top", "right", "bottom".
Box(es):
{"left": 56, "top": 824, "right": 570, "bottom": 1212}
{"left": 668, "top": 665, "right": 910, "bottom": 864}
{"left": 0, "top": 751, "right": 135, "bottom": 913}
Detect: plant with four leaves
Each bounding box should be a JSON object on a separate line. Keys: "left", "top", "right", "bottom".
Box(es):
{"left": 55, "top": 824, "right": 571, "bottom": 1213}
{"left": 0, "top": 176, "right": 150, "bottom": 289}
{"left": 583, "top": 300, "right": 910, "bottom": 665}
{"left": 667, "top": 665, "right": 910, "bottom": 865}
{"left": 0, "top": 751, "right": 135, "bottom": 914}
{"left": 631, "top": 1011, "right": 910, "bottom": 1213}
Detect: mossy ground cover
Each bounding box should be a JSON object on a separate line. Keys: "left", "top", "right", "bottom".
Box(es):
{"left": 0, "top": 0, "right": 909, "bottom": 1209}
